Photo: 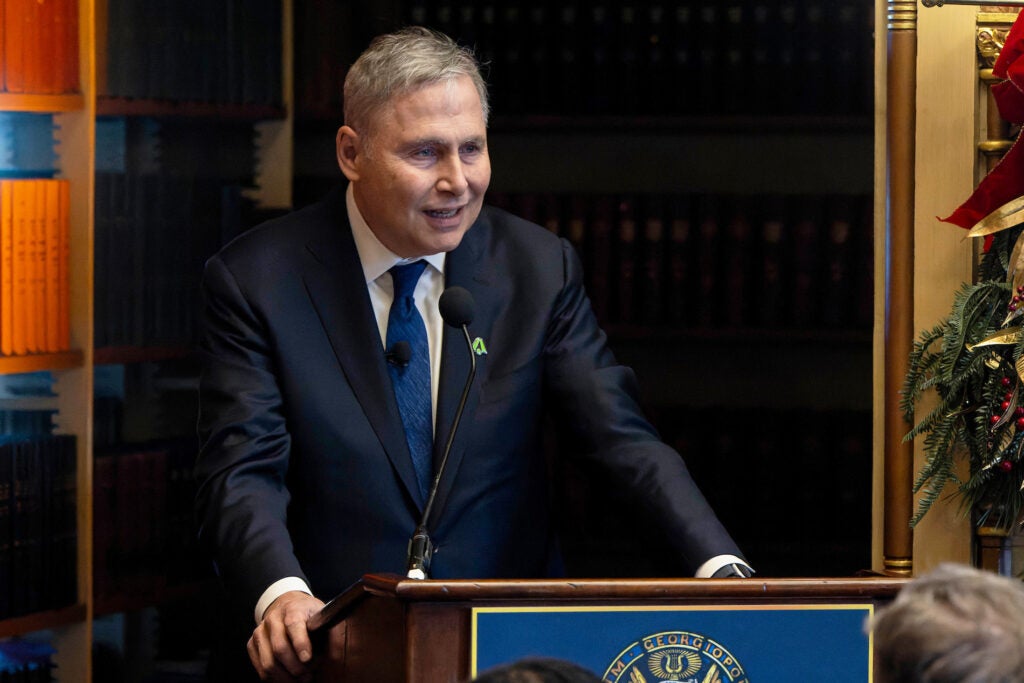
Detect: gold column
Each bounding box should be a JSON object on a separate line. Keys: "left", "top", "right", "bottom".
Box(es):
{"left": 883, "top": 0, "right": 917, "bottom": 577}
{"left": 977, "top": 13, "right": 1017, "bottom": 174}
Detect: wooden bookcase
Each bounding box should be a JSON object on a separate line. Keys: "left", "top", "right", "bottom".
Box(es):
{"left": 0, "top": 1, "right": 293, "bottom": 680}
{"left": 0, "top": 0, "right": 96, "bottom": 678}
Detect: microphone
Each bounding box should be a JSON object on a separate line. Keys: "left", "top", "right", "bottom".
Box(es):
{"left": 385, "top": 340, "right": 412, "bottom": 367}
{"left": 406, "top": 286, "right": 477, "bottom": 580}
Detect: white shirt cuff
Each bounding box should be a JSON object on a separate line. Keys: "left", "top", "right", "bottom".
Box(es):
{"left": 255, "top": 576, "right": 313, "bottom": 623}
{"left": 694, "top": 554, "right": 751, "bottom": 578}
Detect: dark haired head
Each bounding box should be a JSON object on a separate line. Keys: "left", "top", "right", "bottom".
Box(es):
{"left": 472, "top": 657, "right": 604, "bottom": 683}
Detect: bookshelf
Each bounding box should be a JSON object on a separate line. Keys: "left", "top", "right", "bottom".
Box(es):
{"left": 0, "top": 0, "right": 95, "bottom": 679}
{"left": 0, "top": 0, "right": 294, "bottom": 680}
{"left": 292, "top": 0, "right": 876, "bottom": 579}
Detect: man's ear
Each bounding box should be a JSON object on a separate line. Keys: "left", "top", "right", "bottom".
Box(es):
{"left": 336, "top": 126, "right": 361, "bottom": 181}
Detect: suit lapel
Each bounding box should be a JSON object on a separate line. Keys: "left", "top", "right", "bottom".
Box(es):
{"left": 300, "top": 193, "right": 425, "bottom": 508}
{"left": 430, "top": 217, "right": 496, "bottom": 525}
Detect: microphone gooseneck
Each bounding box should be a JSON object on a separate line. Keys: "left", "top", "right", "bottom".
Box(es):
{"left": 406, "top": 287, "right": 478, "bottom": 580}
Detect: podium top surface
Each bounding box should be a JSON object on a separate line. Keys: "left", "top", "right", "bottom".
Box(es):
{"left": 309, "top": 574, "right": 908, "bottom": 633}
{"left": 360, "top": 573, "right": 908, "bottom": 601}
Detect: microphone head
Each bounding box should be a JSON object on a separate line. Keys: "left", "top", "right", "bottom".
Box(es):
{"left": 439, "top": 287, "right": 476, "bottom": 327}
{"left": 388, "top": 340, "right": 412, "bottom": 366}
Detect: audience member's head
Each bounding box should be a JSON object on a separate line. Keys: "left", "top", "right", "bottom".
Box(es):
{"left": 870, "top": 563, "right": 1024, "bottom": 682}
{"left": 472, "top": 657, "right": 604, "bottom": 683}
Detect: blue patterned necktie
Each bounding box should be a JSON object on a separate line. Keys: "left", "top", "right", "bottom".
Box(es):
{"left": 386, "top": 261, "right": 433, "bottom": 502}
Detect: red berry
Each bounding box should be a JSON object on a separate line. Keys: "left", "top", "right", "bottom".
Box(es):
{"left": 992, "top": 415, "right": 1003, "bottom": 425}
{"left": 1001, "top": 460, "right": 1014, "bottom": 472}
{"left": 1004, "top": 377, "right": 1014, "bottom": 387}
{"left": 1016, "top": 417, "right": 1024, "bottom": 429}
{"left": 1003, "top": 401, "right": 1012, "bottom": 411}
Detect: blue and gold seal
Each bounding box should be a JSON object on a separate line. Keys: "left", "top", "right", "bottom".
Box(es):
{"left": 603, "top": 630, "right": 748, "bottom": 683}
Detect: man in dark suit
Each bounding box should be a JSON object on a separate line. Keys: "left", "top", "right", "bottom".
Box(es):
{"left": 195, "top": 26, "right": 750, "bottom": 682}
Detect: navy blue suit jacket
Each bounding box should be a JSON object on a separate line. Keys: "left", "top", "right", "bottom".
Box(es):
{"left": 195, "top": 186, "right": 743, "bottom": 616}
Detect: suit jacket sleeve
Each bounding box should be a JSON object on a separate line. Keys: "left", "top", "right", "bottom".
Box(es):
{"left": 194, "top": 250, "right": 307, "bottom": 612}
{"left": 543, "top": 239, "right": 744, "bottom": 571}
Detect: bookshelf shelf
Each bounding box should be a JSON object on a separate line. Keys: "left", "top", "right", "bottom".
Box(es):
{"left": 0, "top": 350, "right": 84, "bottom": 374}
{"left": 96, "top": 97, "right": 286, "bottom": 121}
{"left": 0, "top": 604, "right": 87, "bottom": 639}
{"left": 0, "top": 93, "right": 85, "bottom": 113}
{"left": 94, "top": 345, "right": 192, "bottom": 365}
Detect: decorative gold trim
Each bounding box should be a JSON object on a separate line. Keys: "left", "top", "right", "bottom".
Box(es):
{"left": 882, "top": 557, "right": 914, "bottom": 576}
{"left": 978, "top": 26, "right": 1012, "bottom": 69}
{"left": 888, "top": 1, "right": 917, "bottom": 30}
{"left": 979, "top": 139, "right": 1015, "bottom": 154}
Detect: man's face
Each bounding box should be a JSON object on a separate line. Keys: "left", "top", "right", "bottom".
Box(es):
{"left": 340, "top": 75, "right": 491, "bottom": 258}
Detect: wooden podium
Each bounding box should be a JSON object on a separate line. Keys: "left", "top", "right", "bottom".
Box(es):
{"left": 307, "top": 573, "right": 906, "bottom": 682}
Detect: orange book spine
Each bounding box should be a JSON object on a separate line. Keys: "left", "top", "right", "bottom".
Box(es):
{"left": 57, "top": 179, "right": 68, "bottom": 350}
{"left": 11, "top": 180, "right": 29, "bottom": 355}
{"left": 4, "top": 0, "right": 25, "bottom": 93}
{"left": 44, "top": 180, "right": 59, "bottom": 351}
{"left": 0, "top": 181, "right": 12, "bottom": 355}
{"left": 26, "top": 178, "right": 41, "bottom": 353}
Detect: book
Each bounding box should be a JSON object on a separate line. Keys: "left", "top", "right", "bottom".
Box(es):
{"left": 694, "top": 1, "right": 720, "bottom": 115}
{"left": 614, "top": 195, "right": 638, "bottom": 324}
{"left": 638, "top": 195, "right": 666, "bottom": 325}
{"left": 56, "top": 178, "right": 69, "bottom": 350}
{"left": 722, "top": 196, "right": 753, "bottom": 328}
{"left": 0, "top": 443, "right": 11, "bottom": 617}
{"left": 667, "top": 194, "right": 693, "bottom": 326}
{"left": 820, "top": 195, "right": 856, "bottom": 328}
{"left": 855, "top": 194, "right": 874, "bottom": 329}
{"left": 695, "top": 194, "right": 722, "bottom": 328}
{"left": 585, "top": 2, "right": 614, "bottom": 115}
{"left": 0, "top": 180, "right": 13, "bottom": 355}
{"left": 790, "top": 196, "right": 824, "bottom": 328}
{"left": 44, "top": 179, "right": 60, "bottom": 352}
{"left": 11, "top": 439, "right": 42, "bottom": 616}
{"left": 3, "top": 0, "right": 25, "bottom": 93}
{"left": 756, "top": 195, "right": 788, "bottom": 328}
{"left": 668, "top": 3, "right": 696, "bottom": 114}
{"left": 554, "top": 4, "right": 581, "bottom": 115}
{"left": 720, "top": 0, "right": 746, "bottom": 115}
{"left": 11, "top": 180, "right": 31, "bottom": 355}
{"left": 495, "top": 3, "right": 524, "bottom": 114}
{"left": 614, "top": 3, "right": 641, "bottom": 115}
{"left": 92, "top": 452, "right": 117, "bottom": 598}
{"left": 643, "top": 3, "right": 670, "bottom": 115}
{"left": 538, "top": 193, "right": 561, "bottom": 236}
{"left": 28, "top": 178, "right": 44, "bottom": 353}
{"left": 587, "top": 196, "right": 614, "bottom": 325}
{"left": 564, "top": 194, "right": 587, "bottom": 261}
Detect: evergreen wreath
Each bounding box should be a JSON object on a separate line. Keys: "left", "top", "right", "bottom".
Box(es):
{"left": 902, "top": 203, "right": 1024, "bottom": 529}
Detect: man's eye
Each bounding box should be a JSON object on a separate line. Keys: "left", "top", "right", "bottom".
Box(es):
{"left": 413, "top": 148, "right": 436, "bottom": 158}
{"left": 461, "top": 143, "right": 481, "bottom": 155}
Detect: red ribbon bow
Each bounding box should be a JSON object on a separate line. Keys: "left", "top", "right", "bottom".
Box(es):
{"left": 943, "top": 12, "right": 1024, "bottom": 232}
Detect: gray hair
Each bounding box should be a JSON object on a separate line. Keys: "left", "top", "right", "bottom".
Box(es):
{"left": 343, "top": 26, "right": 490, "bottom": 141}
{"left": 870, "top": 563, "right": 1024, "bottom": 682}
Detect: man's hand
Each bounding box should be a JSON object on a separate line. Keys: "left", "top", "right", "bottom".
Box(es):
{"left": 248, "top": 590, "right": 326, "bottom": 682}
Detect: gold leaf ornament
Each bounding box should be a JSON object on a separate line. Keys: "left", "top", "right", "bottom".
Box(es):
{"left": 965, "top": 327, "right": 1022, "bottom": 352}
{"left": 966, "top": 195, "right": 1024, "bottom": 239}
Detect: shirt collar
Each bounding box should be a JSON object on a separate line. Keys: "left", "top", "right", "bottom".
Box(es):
{"left": 346, "top": 184, "right": 446, "bottom": 283}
